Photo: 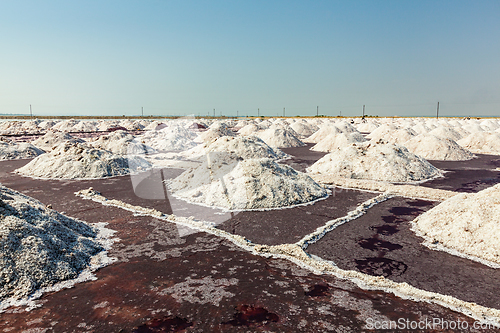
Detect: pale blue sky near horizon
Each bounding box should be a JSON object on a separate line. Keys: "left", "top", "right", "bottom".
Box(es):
{"left": 1, "top": 0, "right": 499, "bottom": 117}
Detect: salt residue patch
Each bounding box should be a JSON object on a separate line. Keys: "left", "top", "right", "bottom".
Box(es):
{"left": 168, "top": 153, "right": 327, "bottom": 210}
{"left": 412, "top": 184, "right": 500, "bottom": 266}
{"left": 31, "top": 131, "right": 85, "bottom": 152}
{"left": 15, "top": 142, "right": 151, "bottom": 179}
{"left": 0, "top": 138, "right": 44, "bottom": 160}
{"left": 0, "top": 186, "right": 116, "bottom": 310}
{"left": 311, "top": 132, "right": 366, "bottom": 152}
{"left": 405, "top": 134, "right": 474, "bottom": 161}
{"left": 257, "top": 127, "right": 305, "bottom": 148}
{"left": 308, "top": 141, "right": 443, "bottom": 183}
{"left": 457, "top": 132, "right": 500, "bottom": 154}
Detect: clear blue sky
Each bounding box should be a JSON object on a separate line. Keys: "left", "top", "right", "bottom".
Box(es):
{"left": 1, "top": 0, "right": 499, "bottom": 117}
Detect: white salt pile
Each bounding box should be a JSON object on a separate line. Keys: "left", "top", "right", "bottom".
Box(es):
{"left": 141, "top": 124, "right": 198, "bottom": 151}
{"left": 304, "top": 125, "right": 343, "bottom": 143}
{"left": 428, "top": 126, "right": 465, "bottom": 141}
{"left": 308, "top": 141, "right": 443, "bottom": 183}
{"left": 15, "top": 142, "right": 151, "bottom": 179}
{"left": 369, "top": 128, "right": 417, "bottom": 145}
{"left": 168, "top": 153, "right": 327, "bottom": 210}
{"left": 31, "top": 131, "right": 85, "bottom": 152}
{"left": 365, "top": 123, "right": 399, "bottom": 141}
{"left": 196, "top": 122, "right": 235, "bottom": 143}
{"left": 51, "top": 119, "right": 80, "bottom": 132}
{"left": 90, "top": 130, "right": 154, "bottom": 155}
{"left": 0, "top": 137, "right": 44, "bottom": 160}
{"left": 404, "top": 134, "right": 474, "bottom": 161}
{"left": 289, "top": 121, "right": 318, "bottom": 138}
{"left": 412, "top": 183, "right": 500, "bottom": 266}
{"left": 311, "top": 132, "right": 366, "bottom": 152}
{"left": 257, "top": 126, "right": 305, "bottom": 148}
{"left": 197, "top": 135, "right": 288, "bottom": 160}
{"left": 457, "top": 132, "right": 500, "bottom": 154}
{"left": 237, "top": 123, "right": 260, "bottom": 136}
{"left": 70, "top": 121, "right": 99, "bottom": 133}
{"left": 0, "top": 186, "right": 113, "bottom": 306}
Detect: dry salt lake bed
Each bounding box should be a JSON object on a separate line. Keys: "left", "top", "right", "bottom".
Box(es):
{"left": 1, "top": 117, "right": 500, "bottom": 332}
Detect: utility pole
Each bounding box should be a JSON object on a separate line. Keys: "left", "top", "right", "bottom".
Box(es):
{"left": 436, "top": 102, "right": 440, "bottom": 119}
{"left": 237, "top": 110, "right": 239, "bottom": 117}
{"left": 141, "top": 107, "right": 144, "bottom": 117}
{"left": 213, "top": 108, "right": 215, "bottom": 118}
{"left": 317, "top": 106, "right": 319, "bottom": 116}
{"left": 340, "top": 110, "right": 342, "bottom": 117}
{"left": 258, "top": 108, "right": 260, "bottom": 117}
{"left": 283, "top": 107, "right": 285, "bottom": 117}
{"left": 30, "top": 104, "right": 32, "bottom": 120}
{"left": 362, "top": 105, "right": 365, "bottom": 117}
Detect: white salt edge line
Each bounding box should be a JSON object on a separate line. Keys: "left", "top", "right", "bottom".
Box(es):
{"left": 296, "top": 193, "right": 394, "bottom": 250}
{"left": 0, "top": 222, "right": 119, "bottom": 313}
{"left": 75, "top": 189, "right": 500, "bottom": 327}
{"left": 410, "top": 220, "right": 500, "bottom": 269}
{"left": 12, "top": 167, "right": 153, "bottom": 181}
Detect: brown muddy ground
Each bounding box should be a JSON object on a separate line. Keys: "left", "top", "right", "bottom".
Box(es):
{"left": 0, "top": 153, "right": 499, "bottom": 332}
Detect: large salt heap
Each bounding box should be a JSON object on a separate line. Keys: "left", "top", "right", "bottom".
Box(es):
{"left": 196, "top": 122, "right": 235, "bottom": 143}
{"left": 404, "top": 134, "right": 474, "bottom": 161}
{"left": 15, "top": 142, "right": 151, "bottom": 179}
{"left": 141, "top": 123, "right": 198, "bottom": 152}
{"left": 203, "top": 135, "right": 288, "bottom": 160}
{"left": 0, "top": 186, "right": 112, "bottom": 306}
{"left": 31, "top": 131, "right": 85, "bottom": 152}
{"left": 0, "top": 137, "right": 44, "bottom": 160}
{"left": 308, "top": 141, "right": 443, "bottom": 183}
{"left": 412, "top": 183, "right": 500, "bottom": 266}
{"left": 168, "top": 153, "right": 327, "bottom": 210}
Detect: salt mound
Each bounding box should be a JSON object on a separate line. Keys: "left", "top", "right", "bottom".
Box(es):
{"left": 203, "top": 135, "right": 288, "bottom": 160}
{"left": 368, "top": 128, "right": 417, "bottom": 145}
{"left": 90, "top": 130, "right": 154, "bottom": 155}
{"left": 0, "top": 138, "right": 44, "bottom": 160}
{"left": 412, "top": 184, "right": 500, "bottom": 266}
{"left": 141, "top": 124, "right": 198, "bottom": 151}
{"left": 405, "top": 134, "right": 474, "bottom": 161}
{"left": 71, "top": 121, "right": 98, "bottom": 132}
{"left": 0, "top": 186, "right": 111, "bottom": 305}
{"left": 355, "top": 122, "right": 379, "bottom": 133}
{"left": 308, "top": 141, "right": 443, "bottom": 183}
{"left": 196, "top": 122, "right": 235, "bottom": 143}
{"left": 237, "top": 123, "right": 260, "bottom": 136}
{"left": 428, "top": 126, "right": 464, "bottom": 141}
{"left": 15, "top": 142, "right": 151, "bottom": 179}
{"left": 304, "top": 125, "right": 343, "bottom": 143}
{"left": 289, "top": 122, "right": 318, "bottom": 138}
{"left": 457, "top": 132, "right": 500, "bottom": 154}
{"left": 256, "top": 126, "right": 305, "bottom": 148}
{"left": 365, "top": 124, "right": 399, "bottom": 140}
{"left": 51, "top": 119, "right": 80, "bottom": 132}
{"left": 31, "top": 131, "right": 85, "bottom": 152}
{"left": 311, "top": 132, "right": 366, "bottom": 152}
{"left": 169, "top": 153, "right": 327, "bottom": 210}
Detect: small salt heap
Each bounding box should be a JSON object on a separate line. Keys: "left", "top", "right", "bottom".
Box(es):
{"left": 311, "top": 132, "right": 366, "bottom": 152}
{"left": 141, "top": 123, "right": 198, "bottom": 152}
{"left": 404, "top": 134, "right": 474, "bottom": 161}
{"left": 457, "top": 132, "right": 500, "bottom": 154}
{"left": 257, "top": 125, "right": 305, "bottom": 148}
{"left": 31, "top": 131, "right": 85, "bottom": 152}
{"left": 90, "top": 130, "right": 154, "bottom": 155}
{"left": 196, "top": 122, "right": 235, "bottom": 143}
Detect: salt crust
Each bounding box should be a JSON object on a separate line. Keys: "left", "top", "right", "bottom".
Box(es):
{"left": 0, "top": 186, "right": 117, "bottom": 311}
{"left": 15, "top": 142, "right": 151, "bottom": 179}
{"left": 76, "top": 188, "right": 500, "bottom": 328}
{"left": 412, "top": 184, "right": 500, "bottom": 267}
{"left": 404, "top": 134, "right": 475, "bottom": 161}
{"left": 168, "top": 153, "right": 328, "bottom": 210}
{"left": 0, "top": 138, "right": 44, "bottom": 160}
{"left": 308, "top": 141, "right": 443, "bottom": 183}
{"left": 31, "top": 131, "right": 85, "bottom": 152}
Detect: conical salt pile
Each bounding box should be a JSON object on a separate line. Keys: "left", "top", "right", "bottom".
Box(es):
{"left": 169, "top": 153, "right": 327, "bottom": 210}
{"left": 90, "top": 130, "right": 154, "bottom": 155}
{"left": 404, "top": 134, "right": 474, "bottom": 161}
{"left": 311, "top": 132, "right": 366, "bottom": 152}
{"left": 257, "top": 126, "right": 305, "bottom": 148}
{"left": 457, "top": 132, "right": 500, "bottom": 154}
{"left": 308, "top": 141, "right": 442, "bottom": 183}
{"left": 31, "top": 131, "right": 85, "bottom": 152}
{"left": 0, "top": 137, "right": 44, "bottom": 160}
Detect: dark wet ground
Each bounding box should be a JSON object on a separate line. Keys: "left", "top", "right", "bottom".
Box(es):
{"left": 1, "top": 154, "right": 500, "bottom": 332}
{"left": 279, "top": 144, "right": 327, "bottom": 172}
{"left": 422, "top": 154, "right": 500, "bottom": 192}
